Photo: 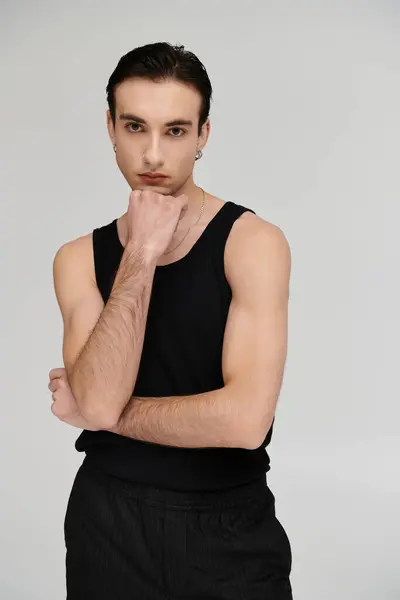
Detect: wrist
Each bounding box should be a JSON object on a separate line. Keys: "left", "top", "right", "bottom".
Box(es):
{"left": 125, "top": 241, "right": 158, "bottom": 270}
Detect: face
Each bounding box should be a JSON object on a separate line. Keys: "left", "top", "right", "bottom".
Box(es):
{"left": 107, "top": 78, "right": 210, "bottom": 195}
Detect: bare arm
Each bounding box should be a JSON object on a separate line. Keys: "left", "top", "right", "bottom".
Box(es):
{"left": 53, "top": 235, "right": 157, "bottom": 429}
{"left": 111, "top": 387, "right": 243, "bottom": 448}
{"left": 109, "top": 215, "right": 291, "bottom": 449}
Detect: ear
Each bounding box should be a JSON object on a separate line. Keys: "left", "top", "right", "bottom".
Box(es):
{"left": 198, "top": 118, "right": 211, "bottom": 152}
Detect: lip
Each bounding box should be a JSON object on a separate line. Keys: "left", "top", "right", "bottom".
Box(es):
{"left": 139, "top": 173, "right": 168, "bottom": 179}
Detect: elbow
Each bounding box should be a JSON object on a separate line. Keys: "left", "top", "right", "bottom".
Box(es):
{"left": 69, "top": 375, "right": 122, "bottom": 430}
{"left": 241, "top": 425, "right": 272, "bottom": 450}
{"left": 227, "top": 384, "right": 277, "bottom": 450}
{"left": 242, "top": 429, "right": 268, "bottom": 451}
{"left": 81, "top": 406, "right": 120, "bottom": 431}
{"left": 228, "top": 417, "right": 260, "bottom": 450}
{"left": 233, "top": 410, "right": 275, "bottom": 451}
{"left": 79, "top": 399, "right": 121, "bottom": 431}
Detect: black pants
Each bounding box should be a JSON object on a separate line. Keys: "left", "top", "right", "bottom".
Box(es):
{"left": 64, "top": 458, "right": 293, "bottom": 599}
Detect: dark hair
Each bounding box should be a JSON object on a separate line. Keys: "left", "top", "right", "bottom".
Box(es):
{"left": 106, "top": 42, "right": 213, "bottom": 136}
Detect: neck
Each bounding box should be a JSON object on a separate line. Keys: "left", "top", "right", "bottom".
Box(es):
{"left": 175, "top": 182, "right": 204, "bottom": 229}
{"left": 172, "top": 175, "right": 200, "bottom": 202}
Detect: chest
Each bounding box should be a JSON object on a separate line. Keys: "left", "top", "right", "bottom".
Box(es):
{"left": 146, "top": 261, "right": 232, "bottom": 346}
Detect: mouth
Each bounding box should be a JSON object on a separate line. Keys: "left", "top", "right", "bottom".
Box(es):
{"left": 139, "top": 173, "right": 168, "bottom": 182}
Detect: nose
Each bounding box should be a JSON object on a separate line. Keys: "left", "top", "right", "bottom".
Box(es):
{"left": 142, "top": 135, "right": 164, "bottom": 168}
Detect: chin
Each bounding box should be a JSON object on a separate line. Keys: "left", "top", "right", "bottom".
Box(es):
{"left": 133, "top": 180, "right": 173, "bottom": 193}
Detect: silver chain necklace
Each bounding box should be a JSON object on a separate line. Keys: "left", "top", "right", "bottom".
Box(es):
{"left": 164, "top": 187, "right": 206, "bottom": 254}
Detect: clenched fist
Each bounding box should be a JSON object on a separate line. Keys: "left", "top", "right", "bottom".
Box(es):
{"left": 126, "top": 189, "right": 188, "bottom": 260}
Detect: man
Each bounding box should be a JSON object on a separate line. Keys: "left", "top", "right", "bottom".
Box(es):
{"left": 48, "top": 42, "right": 293, "bottom": 599}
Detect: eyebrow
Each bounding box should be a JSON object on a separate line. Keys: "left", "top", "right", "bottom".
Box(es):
{"left": 119, "top": 113, "right": 193, "bottom": 127}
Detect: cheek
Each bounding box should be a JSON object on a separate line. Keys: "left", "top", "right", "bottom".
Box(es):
{"left": 175, "top": 145, "right": 196, "bottom": 169}
{"left": 116, "top": 152, "right": 138, "bottom": 182}
{"left": 117, "top": 142, "right": 139, "bottom": 161}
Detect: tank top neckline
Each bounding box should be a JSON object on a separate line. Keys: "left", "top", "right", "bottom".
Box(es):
{"left": 112, "top": 200, "right": 234, "bottom": 272}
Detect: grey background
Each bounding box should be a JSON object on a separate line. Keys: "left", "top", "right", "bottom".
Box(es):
{"left": 1, "top": 1, "right": 398, "bottom": 598}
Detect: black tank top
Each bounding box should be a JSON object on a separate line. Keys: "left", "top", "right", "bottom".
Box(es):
{"left": 75, "top": 200, "right": 274, "bottom": 491}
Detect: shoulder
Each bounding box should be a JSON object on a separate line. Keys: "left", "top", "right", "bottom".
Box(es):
{"left": 209, "top": 195, "right": 290, "bottom": 257}
{"left": 53, "top": 231, "right": 94, "bottom": 270}
{"left": 53, "top": 231, "right": 96, "bottom": 290}
{"left": 225, "top": 208, "right": 291, "bottom": 293}
{"left": 52, "top": 230, "right": 106, "bottom": 326}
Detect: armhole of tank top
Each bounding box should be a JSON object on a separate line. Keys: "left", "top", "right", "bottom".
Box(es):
{"left": 220, "top": 206, "right": 256, "bottom": 291}
{"left": 92, "top": 226, "right": 107, "bottom": 304}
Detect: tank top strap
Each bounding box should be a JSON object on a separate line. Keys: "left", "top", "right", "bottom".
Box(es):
{"left": 92, "top": 221, "right": 121, "bottom": 303}
{"left": 204, "top": 200, "right": 256, "bottom": 253}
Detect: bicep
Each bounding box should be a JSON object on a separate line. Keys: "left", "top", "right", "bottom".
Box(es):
{"left": 222, "top": 220, "right": 291, "bottom": 428}
{"left": 53, "top": 238, "right": 104, "bottom": 377}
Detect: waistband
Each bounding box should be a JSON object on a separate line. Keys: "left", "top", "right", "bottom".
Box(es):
{"left": 81, "top": 456, "right": 275, "bottom": 512}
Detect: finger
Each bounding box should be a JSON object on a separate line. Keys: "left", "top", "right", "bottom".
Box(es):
{"left": 48, "top": 381, "right": 58, "bottom": 393}
{"left": 49, "top": 368, "right": 66, "bottom": 380}
{"left": 130, "top": 189, "right": 141, "bottom": 203}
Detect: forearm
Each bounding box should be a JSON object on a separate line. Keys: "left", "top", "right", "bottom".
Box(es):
{"left": 70, "top": 244, "right": 156, "bottom": 427}
{"left": 110, "top": 386, "right": 251, "bottom": 449}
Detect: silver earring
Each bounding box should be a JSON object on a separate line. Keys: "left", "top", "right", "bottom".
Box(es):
{"left": 113, "top": 144, "right": 116, "bottom": 153}
{"left": 195, "top": 149, "right": 203, "bottom": 161}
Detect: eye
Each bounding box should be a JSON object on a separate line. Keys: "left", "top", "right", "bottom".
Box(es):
{"left": 169, "top": 128, "right": 186, "bottom": 137}
{"left": 126, "top": 122, "right": 142, "bottom": 133}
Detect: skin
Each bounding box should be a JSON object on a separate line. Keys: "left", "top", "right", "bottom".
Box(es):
{"left": 110, "top": 76, "right": 210, "bottom": 242}
{"left": 49, "top": 77, "right": 291, "bottom": 450}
